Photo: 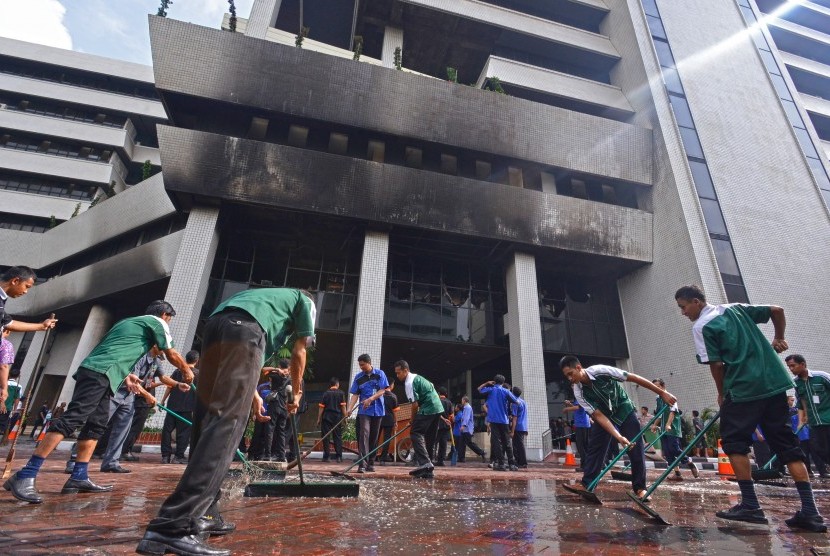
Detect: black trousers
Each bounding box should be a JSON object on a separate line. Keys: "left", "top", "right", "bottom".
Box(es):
{"left": 582, "top": 411, "right": 645, "bottom": 491}
{"left": 357, "top": 414, "right": 382, "bottom": 467}
{"left": 49, "top": 368, "right": 111, "bottom": 441}
{"left": 490, "top": 423, "right": 515, "bottom": 467}
{"left": 512, "top": 431, "right": 527, "bottom": 466}
{"left": 458, "top": 432, "right": 484, "bottom": 461}
{"left": 575, "top": 426, "right": 589, "bottom": 464}
{"left": 147, "top": 310, "right": 265, "bottom": 536}
{"left": 321, "top": 415, "right": 343, "bottom": 459}
{"left": 161, "top": 411, "right": 193, "bottom": 459}
{"left": 122, "top": 402, "right": 152, "bottom": 454}
{"left": 411, "top": 413, "right": 440, "bottom": 467}
{"left": 812, "top": 425, "right": 830, "bottom": 469}
{"left": 435, "top": 428, "right": 450, "bottom": 463}
{"left": 264, "top": 407, "right": 288, "bottom": 460}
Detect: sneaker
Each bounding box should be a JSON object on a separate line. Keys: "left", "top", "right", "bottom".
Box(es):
{"left": 785, "top": 511, "right": 827, "bottom": 533}
{"left": 364, "top": 466, "right": 375, "bottom": 473}
{"left": 122, "top": 452, "right": 139, "bottom": 462}
{"left": 715, "top": 504, "right": 768, "bottom": 524}
{"left": 493, "top": 465, "right": 507, "bottom": 472}
{"left": 434, "top": 461, "right": 445, "bottom": 467}
{"left": 356, "top": 466, "right": 365, "bottom": 474}
{"left": 508, "top": 465, "right": 519, "bottom": 471}
{"left": 688, "top": 461, "right": 700, "bottom": 478}
{"left": 480, "top": 453, "right": 487, "bottom": 463}
{"left": 487, "top": 462, "right": 493, "bottom": 468}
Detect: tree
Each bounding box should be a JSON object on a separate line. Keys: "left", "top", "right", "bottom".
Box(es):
{"left": 228, "top": 0, "right": 237, "bottom": 32}
{"left": 446, "top": 67, "right": 458, "bottom": 83}
{"left": 70, "top": 203, "right": 81, "bottom": 218}
{"left": 142, "top": 160, "right": 153, "bottom": 181}
{"left": 157, "top": 0, "right": 172, "bottom": 17}
{"left": 295, "top": 26, "right": 309, "bottom": 48}
{"left": 393, "top": 46, "right": 402, "bottom": 70}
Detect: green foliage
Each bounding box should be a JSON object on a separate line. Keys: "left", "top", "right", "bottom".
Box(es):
{"left": 446, "top": 67, "right": 458, "bottom": 83}
{"left": 89, "top": 195, "right": 103, "bottom": 207}
{"left": 701, "top": 407, "right": 720, "bottom": 451}
{"left": 295, "top": 26, "right": 309, "bottom": 48}
{"left": 49, "top": 215, "right": 57, "bottom": 229}
{"left": 70, "top": 203, "right": 81, "bottom": 218}
{"left": 102, "top": 181, "right": 117, "bottom": 198}
{"left": 484, "top": 76, "right": 506, "bottom": 95}
{"left": 267, "top": 339, "right": 316, "bottom": 381}
{"left": 142, "top": 160, "right": 153, "bottom": 181}
{"left": 393, "top": 46, "right": 402, "bottom": 70}
{"left": 352, "top": 35, "right": 363, "bottom": 61}
{"left": 157, "top": 0, "right": 172, "bottom": 17}
{"left": 342, "top": 418, "right": 356, "bottom": 441}
{"left": 228, "top": 0, "right": 237, "bottom": 32}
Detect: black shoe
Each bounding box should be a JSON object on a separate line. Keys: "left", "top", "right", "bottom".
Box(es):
{"left": 494, "top": 465, "right": 507, "bottom": 472}
{"left": 3, "top": 472, "right": 42, "bottom": 504}
{"left": 480, "top": 453, "right": 487, "bottom": 463}
{"left": 64, "top": 461, "right": 75, "bottom": 474}
{"left": 161, "top": 455, "right": 171, "bottom": 464}
{"left": 688, "top": 461, "right": 700, "bottom": 478}
{"left": 336, "top": 456, "right": 343, "bottom": 463}
{"left": 434, "top": 461, "right": 445, "bottom": 467}
{"left": 409, "top": 463, "right": 434, "bottom": 476}
{"left": 61, "top": 477, "right": 114, "bottom": 494}
{"left": 785, "top": 511, "right": 827, "bottom": 533}
{"left": 197, "top": 514, "right": 237, "bottom": 536}
{"left": 715, "top": 504, "right": 768, "bottom": 524}
{"left": 321, "top": 457, "right": 330, "bottom": 463}
{"left": 137, "top": 531, "right": 231, "bottom": 556}
{"left": 356, "top": 466, "right": 365, "bottom": 474}
{"left": 173, "top": 457, "right": 188, "bottom": 465}
{"left": 508, "top": 465, "right": 519, "bottom": 471}
{"left": 100, "top": 465, "right": 131, "bottom": 473}
{"left": 364, "top": 466, "right": 375, "bottom": 472}
{"left": 121, "top": 452, "right": 139, "bottom": 462}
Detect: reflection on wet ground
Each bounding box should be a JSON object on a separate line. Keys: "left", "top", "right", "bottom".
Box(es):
{"left": 0, "top": 445, "right": 828, "bottom": 555}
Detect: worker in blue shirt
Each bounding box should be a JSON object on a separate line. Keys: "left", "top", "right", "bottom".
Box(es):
{"left": 457, "top": 396, "right": 485, "bottom": 463}
{"left": 479, "top": 375, "right": 519, "bottom": 471}
{"left": 346, "top": 354, "right": 388, "bottom": 473}
{"left": 510, "top": 386, "right": 529, "bottom": 468}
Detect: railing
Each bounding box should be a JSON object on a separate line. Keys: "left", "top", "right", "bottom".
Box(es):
{"left": 541, "top": 428, "right": 553, "bottom": 459}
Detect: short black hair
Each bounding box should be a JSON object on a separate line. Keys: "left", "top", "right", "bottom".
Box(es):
{"left": 652, "top": 378, "right": 665, "bottom": 387}
{"left": 785, "top": 354, "right": 806, "bottom": 365}
{"left": 357, "top": 353, "right": 372, "bottom": 364}
{"left": 692, "top": 410, "right": 699, "bottom": 417}
{"left": 559, "top": 355, "right": 581, "bottom": 370}
{"left": 278, "top": 358, "right": 290, "bottom": 369}
{"left": 145, "top": 300, "right": 176, "bottom": 317}
{"left": 185, "top": 350, "right": 199, "bottom": 364}
{"left": 0, "top": 266, "right": 36, "bottom": 283}
{"left": 437, "top": 386, "right": 448, "bottom": 396}
{"left": 641, "top": 406, "right": 649, "bottom": 412}
{"left": 329, "top": 376, "right": 340, "bottom": 386}
{"left": 512, "top": 386, "right": 522, "bottom": 397}
{"left": 394, "top": 359, "right": 409, "bottom": 371}
{"left": 494, "top": 374, "right": 505, "bottom": 384}
{"left": 9, "top": 368, "right": 20, "bottom": 379}
{"left": 674, "top": 285, "right": 706, "bottom": 303}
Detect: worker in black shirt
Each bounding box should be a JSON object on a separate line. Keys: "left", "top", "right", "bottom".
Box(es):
{"left": 317, "top": 377, "right": 347, "bottom": 462}
{"left": 434, "top": 387, "right": 454, "bottom": 466}
{"left": 378, "top": 387, "right": 399, "bottom": 463}
{"left": 160, "top": 351, "right": 199, "bottom": 464}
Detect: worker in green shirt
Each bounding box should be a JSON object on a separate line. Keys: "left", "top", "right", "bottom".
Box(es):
{"left": 786, "top": 354, "right": 830, "bottom": 480}
{"left": 394, "top": 359, "right": 443, "bottom": 479}
{"left": 676, "top": 285, "right": 825, "bottom": 532}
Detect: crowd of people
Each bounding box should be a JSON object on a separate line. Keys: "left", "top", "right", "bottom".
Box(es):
{"left": 0, "top": 264, "right": 828, "bottom": 555}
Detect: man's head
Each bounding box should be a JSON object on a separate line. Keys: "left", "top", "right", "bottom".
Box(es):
{"left": 788, "top": 395, "right": 796, "bottom": 407}
{"left": 185, "top": 350, "right": 199, "bottom": 365}
{"left": 357, "top": 353, "right": 372, "bottom": 373}
{"left": 329, "top": 376, "right": 340, "bottom": 388}
{"left": 785, "top": 354, "right": 808, "bottom": 378}
{"left": 692, "top": 410, "right": 699, "bottom": 417}
{"left": 641, "top": 406, "right": 649, "bottom": 415}
{"left": 145, "top": 300, "right": 177, "bottom": 322}
{"left": 278, "top": 358, "right": 290, "bottom": 369}
{"left": 0, "top": 266, "right": 37, "bottom": 298}
{"left": 493, "top": 374, "right": 505, "bottom": 385}
{"left": 437, "top": 386, "right": 448, "bottom": 397}
{"left": 652, "top": 378, "right": 666, "bottom": 388}
{"left": 9, "top": 368, "right": 20, "bottom": 380}
{"left": 393, "top": 359, "right": 410, "bottom": 383}
{"left": 674, "top": 285, "right": 707, "bottom": 322}
{"left": 512, "top": 386, "right": 522, "bottom": 398}
{"left": 462, "top": 395, "right": 470, "bottom": 405}
{"left": 149, "top": 344, "right": 164, "bottom": 359}
{"left": 559, "top": 355, "right": 586, "bottom": 385}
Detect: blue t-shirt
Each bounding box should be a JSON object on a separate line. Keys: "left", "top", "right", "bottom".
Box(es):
{"left": 479, "top": 385, "right": 517, "bottom": 425}
{"left": 257, "top": 382, "right": 271, "bottom": 417}
{"left": 790, "top": 410, "right": 809, "bottom": 440}
{"left": 349, "top": 368, "right": 389, "bottom": 417}
{"left": 573, "top": 405, "right": 591, "bottom": 428}
{"left": 511, "top": 398, "right": 528, "bottom": 432}
{"left": 452, "top": 412, "right": 462, "bottom": 436}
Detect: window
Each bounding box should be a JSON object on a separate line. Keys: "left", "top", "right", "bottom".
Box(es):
{"left": 699, "top": 198, "right": 728, "bottom": 236}
{"left": 669, "top": 95, "right": 694, "bottom": 128}
{"left": 688, "top": 159, "right": 717, "bottom": 199}
{"left": 679, "top": 127, "right": 705, "bottom": 159}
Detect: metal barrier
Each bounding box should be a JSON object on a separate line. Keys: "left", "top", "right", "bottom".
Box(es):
{"left": 541, "top": 428, "right": 553, "bottom": 459}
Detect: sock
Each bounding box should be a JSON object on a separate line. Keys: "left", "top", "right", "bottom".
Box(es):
{"left": 795, "top": 481, "right": 820, "bottom": 517}
{"left": 70, "top": 461, "right": 89, "bottom": 481}
{"left": 737, "top": 480, "right": 760, "bottom": 509}
{"left": 16, "top": 455, "right": 45, "bottom": 479}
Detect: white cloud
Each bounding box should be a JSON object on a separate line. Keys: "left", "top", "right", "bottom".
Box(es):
{"left": 0, "top": 0, "right": 73, "bottom": 50}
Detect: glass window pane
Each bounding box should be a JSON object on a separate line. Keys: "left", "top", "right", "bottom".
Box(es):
{"left": 594, "top": 324, "right": 613, "bottom": 356}
{"left": 688, "top": 159, "right": 717, "bottom": 199}
{"left": 769, "top": 73, "right": 792, "bottom": 100}
{"left": 662, "top": 67, "right": 684, "bottom": 95}
{"left": 542, "top": 318, "right": 569, "bottom": 352}
{"left": 822, "top": 189, "right": 830, "bottom": 208}
{"left": 611, "top": 325, "right": 629, "bottom": 357}
{"left": 758, "top": 48, "right": 779, "bottom": 75}
{"left": 679, "top": 127, "right": 705, "bottom": 159}
{"left": 794, "top": 127, "right": 819, "bottom": 159}
{"left": 740, "top": 5, "right": 757, "bottom": 23}
{"left": 647, "top": 15, "right": 666, "bottom": 40}
{"left": 654, "top": 39, "right": 675, "bottom": 68}
{"left": 642, "top": 0, "right": 659, "bottom": 17}
{"left": 807, "top": 157, "right": 830, "bottom": 190}
{"left": 569, "top": 321, "right": 597, "bottom": 355}
{"left": 724, "top": 282, "right": 749, "bottom": 304}
{"left": 700, "top": 198, "right": 728, "bottom": 236}
{"left": 385, "top": 300, "right": 410, "bottom": 335}
{"left": 711, "top": 238, "right": 741, "bottom": 279}
{"left": 781, "top": 99, "right": 805, "bottom": 129}
{"left": 669, "top": 95, "right": 694, "bottom": 127}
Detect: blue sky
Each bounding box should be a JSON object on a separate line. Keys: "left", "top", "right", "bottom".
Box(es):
{"left": 0, "top": 0, "right": 255, "bottom": 66}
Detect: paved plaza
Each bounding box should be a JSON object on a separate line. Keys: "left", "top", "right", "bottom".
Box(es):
{"left": 1, "top": 441, "right": 828, "bottom": 555}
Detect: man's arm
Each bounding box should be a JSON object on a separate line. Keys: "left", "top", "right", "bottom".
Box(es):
{"left": 769, "top": 306, "right": 788, "bottom": 353}
{"left": 252, "top": 389, "right": 270, "bottom": 422}
{"left": 590, "top": 409, "right": 632, "bottom": 448}
{"left": 4, "top": 317, "right": 58, "bottom": 333}
{"left": 709, "top": 362, "right": 726, "bottom": 405}
{"left": 347, "top": 393, "right": 359, "bottom": 414}
{"left": 317, "top": 402, "right": 324, "bottom": 425}
{"left": 477, "top": 381, "right": 494, "bottom": 392}
{"left": 0, "top": 363, "right": 9, "bottom": 408}
{"left": 287, "top": 336, "right": 309, "bottom": 414}
{"left": 626, "top": 373, "right": 677, "bottom": 406}
{"left": 800, "top": 398, "right": 809, "bottom": 428}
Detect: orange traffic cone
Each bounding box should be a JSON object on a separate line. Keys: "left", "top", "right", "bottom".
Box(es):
{"left": 717, "top": 439, "right": 734, "bottom": 476}
{"left": 36, "top": 423, "right": 48, "bottom": 442}
{"left": 6, "top": 422, "right": 19, "bottom": 441}
{"left": 564, "top": 438, "right": 577, "bottom": 466}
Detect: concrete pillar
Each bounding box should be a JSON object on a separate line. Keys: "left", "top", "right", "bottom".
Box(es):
{"left": 465, "top": 369, "right": 472, "bottom": 401}
{"left": 163, "top": 206, "right": 220, "bottom": 353}
{"left": 16, "top": 331, "right": 46, "bottom": 397}
{"left": 505, "top": 252, "right": 548, "bottom": 462}
{"left": 349, "top": 230, "right": 389, "bottom": 385}
{"left": 56, "top": 305, "right": 114, "bottom": 405}
{"left": 245, "top": 0, "right": 283, "bottom": 39}
{"left": 381, "top": 26, "right": 404, "bottom": 68}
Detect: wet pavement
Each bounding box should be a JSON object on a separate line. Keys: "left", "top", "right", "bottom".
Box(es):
{"left": 1, "top": 441, "right": 829, "bottom": 555}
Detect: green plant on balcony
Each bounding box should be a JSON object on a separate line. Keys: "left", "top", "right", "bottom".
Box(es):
{"left": 394, "top": 46, "right": 402, "bottom": 70}
{"left": 353, "top": 35, "right": 363, "bottom": 61}
{"left": 446, "top": 67, "right": 458, "bottom": 83}
{"left": 70, "top": 203, "right": 81, "bottom": 218}
{"left": 296, "top": 26, "right": 310, "bottom": 48}
{"left": 228, "top": 0, "right": 237, "bottom": 32}
{"left": 157, "top": 0, "right": 172, "bottom": 17}
{"left": 142, "top": 159, "right": 153, "bottom": 181}
{"left": 485, "top": 76, "right": 506, "bottom": 95}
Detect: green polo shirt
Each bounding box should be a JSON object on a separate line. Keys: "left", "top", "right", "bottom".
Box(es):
{"left": 692, "top": 304, "right": 792, "bottom": 402}
{"left": 404, "top": 373, "right": 443, "bottom": 416}
{"left": 794, "top": 370, "right": 830, "bottom": 426}
{"left": 78, "top": 315, "right": 173, "bottom": 395}
{"left": 655, "top": 397, "right": 682, "bottom": 438}
{"left": 573, "top": 365, "right": 635, "bottom": 427}
{"left": 212, "top": 288, "right": 315, "bottom": 361}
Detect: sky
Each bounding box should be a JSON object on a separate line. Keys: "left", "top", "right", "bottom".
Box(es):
{"left": 0, "top": 0, "right": 255, "bottom": 66}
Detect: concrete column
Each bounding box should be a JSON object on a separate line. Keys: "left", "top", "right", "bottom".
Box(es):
{"left": 465, "top": 369, "right": 472, "bottom": 401}
{"left": 245, "top": 0, "right": 283, "bottom": 39}
{"left": 56, "top": 305, "right": 114, "bottom": 405}
{"left": 349, "top": 230, "right": 389, "bottom": 385}
{"left": 381, "top": 26, "right": 404, "bottom": 68}
{"left": 505, "top": 252, "right": 548, "bottom": 462}
{"left": 163, "top": 206, "right": 220, "bottom": 353}
{"left": 16, "top": 331, "right": 46, "bottom": 397}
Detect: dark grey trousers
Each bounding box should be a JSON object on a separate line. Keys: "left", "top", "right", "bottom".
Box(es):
{"left": 357, "top": 414, "right": 382, "bottom": 467}
{"left": 147, "top": 310, "right": 264, "bottom": 536}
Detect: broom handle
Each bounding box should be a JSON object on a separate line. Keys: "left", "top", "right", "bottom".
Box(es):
{"left": 339, "top": 422, "right": 413, "bottom": 474}
{"left": 287, "top": 411, "right": 351, "bottom": 470}
{"left": 762, "top": 423, "right": 805, "bottom": 469}
{"left": 643, "top": 411, "right": 721, "bottom": 498}
{"left": 621, "top": 430, "right": 667, "bottom": 472}
{"left": 155, "top": 400, "right": 250, "bottom": 464}
{"left": 2, "top": 314, "right": 55, "bottom": 479}
{"left": 290, "top": 414, "right": 304, "bottom": 485}
{"left": 587, "top": 405, "right": 668, "bottom": 491}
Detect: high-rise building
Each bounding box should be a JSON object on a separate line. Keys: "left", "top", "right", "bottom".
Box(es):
{"left": 2, "top": 0, "right": 828, "bottom": 460}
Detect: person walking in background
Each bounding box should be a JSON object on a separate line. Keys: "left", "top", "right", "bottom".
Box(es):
{"left": 377, "top": 386, "right": 398, "bottom": 464}
{"left": 478, "top": 375, "right": 519, "bottom": 472}
{"left": 434, "top": 387, "right": 453, "bottom": 466}
{"left": 457, "top": 396, "right": 485, "bottom": 463}
{"left": 317, "top": 377, "right": 347, "bottom": 463}
{"left": 563, "top": 400, "right": 590, "bottom": 472}
{"left": 510, "top": 386, "right": 528, "bottom": 469}
{"left": 160, "top": 350, "right": 200, "bottom": 464}
{"left": 28, "top": 403, "right": 49, "bottom": 439}
{"left": 788, "top": 354, "right": 830, "bottom": 479}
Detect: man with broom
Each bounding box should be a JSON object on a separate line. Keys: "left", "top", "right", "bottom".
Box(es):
{"left": 138, "top": 288, "right": 315, "bottom": 556}
{"left": 394, "top": 360, "right": 444, "bottom": 478}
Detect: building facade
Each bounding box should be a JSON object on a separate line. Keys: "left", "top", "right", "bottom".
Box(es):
{"left": 1, "top": 0, "right": 828, "bottom": 460}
